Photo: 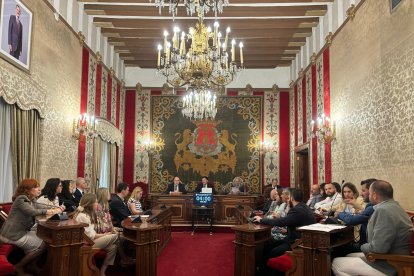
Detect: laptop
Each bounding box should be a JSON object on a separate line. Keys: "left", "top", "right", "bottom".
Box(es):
{"left": 201, "top": 187, "right": 212, "bottom": 193}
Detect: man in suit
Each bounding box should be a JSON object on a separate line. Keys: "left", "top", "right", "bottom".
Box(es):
{"left": 73, "top": 177, "right": 86, "bottom": 206}
{"left": 254, "top": 189, "right": 316, "bottom": 258}
{"left": 164, "top": 176, "right": 187, "bottom": 194}
{"left": 332, "top": 180, "right": 412, "bottom": 276}
{"left": 8, "top": 4, "right": 23, "bottom": 59}
{"left": 195, "top": 176, "right": 216, "bottom": 195}
{"left": 109, "top": 182, "right": 131, "bottom": 227}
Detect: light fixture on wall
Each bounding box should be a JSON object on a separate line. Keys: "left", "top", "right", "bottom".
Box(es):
{"left": 151, "top": 0, "right": 229, "bottom": 19}
{"left": 311, "top": 114, "right": 336, "bottom": 144}
{"left": 182, "top": 87, "right": 217, "bottom": 120}
{"left": 156, "top": 15, "right": 244, "bottom": 89}
{"left": 72, "top": 114, "right": 97, "bottom": 140}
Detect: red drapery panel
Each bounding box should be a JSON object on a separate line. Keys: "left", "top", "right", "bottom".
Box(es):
{"left": 279, "top": 91, "right": 290, "bottom": 187}
{"left": 77, "top": 47, "right": 89, "bottom": 177}
{"left": 311, "top": 64, "right": 318, "bottom": 184}
{"left": 302, "top": 77, "right": 307, "bottom": 143}
{"left": 323, "top": 48, "right": 331, "bottom": 183}
{"left": 294, "top": 85, "right": 298, "bottom": 147}
{"left": 116, "top": 83, "right": 121, "bottom": 128}
{"left": 123, "top": 90, "right": 136, "bottom": 184}
{"left": 107, "top": 74, "right": 112, "bottom": 121}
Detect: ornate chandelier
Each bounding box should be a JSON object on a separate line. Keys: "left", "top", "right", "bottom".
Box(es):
{"left": 182, "top": 87, "right": 217, "bottom": 120}
{"left": 151, "top": 0, "right": 229, "bottom": 19}
{"left": 156, "top": 16, "right": 244, "bottom": 89}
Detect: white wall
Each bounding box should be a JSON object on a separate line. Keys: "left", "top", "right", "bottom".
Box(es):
{"left": 124, "top": 67, "right": 291, "bottom": 89}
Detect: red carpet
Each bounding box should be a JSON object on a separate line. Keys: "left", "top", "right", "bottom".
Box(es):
{"left": 157, "top": 232, "right": 235, "bottom": 276}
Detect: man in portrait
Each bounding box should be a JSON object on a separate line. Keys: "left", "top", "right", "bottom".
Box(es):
{"left": 8, "top": 4, "right": 23, "bottom": 59}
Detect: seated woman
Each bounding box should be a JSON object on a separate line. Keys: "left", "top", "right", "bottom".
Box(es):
{"left": 229, "top": 177, "right": 245, "bottom": 195}
{"left": 264, "top": 189, "right": 285, "bottom": 219}
{"left": 73, "top": 193, "right": 118, "bottom": 276}
{"left": 333, "top": 182, "right": 366, "bottom": 241}
{"left": 334, "top": 182, "right": 366, "bottom": 215}
{"left": 58, "top": 180, "right": 77, "bottom": 212}
{"left": 0, "top": 179, "right": 64, "bottom": 274}
{"left": 128, "top": 187, "right": 143, "bottom": 215}
{"left": 37, "top": 178, "right": 63, "bottom": 207}
{"left": 269, "top": 189, "right": 290, "bottom": 241}
{"left": 96, "top": 188, "right": 134, "bottom": 266}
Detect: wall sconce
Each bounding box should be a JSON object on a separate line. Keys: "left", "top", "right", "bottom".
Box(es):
{"left": 72, "top": 113, "right": 97, "bottom": 140}
{"left": 311, "top": 114, "right": 336, "bottom": 144}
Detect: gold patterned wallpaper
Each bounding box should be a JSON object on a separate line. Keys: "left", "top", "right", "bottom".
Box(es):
{"left": 330, "top": 0, "right": 414, "bottom": 210}
{"left": 0, "top": 1, "right": 82, "bottom": 185}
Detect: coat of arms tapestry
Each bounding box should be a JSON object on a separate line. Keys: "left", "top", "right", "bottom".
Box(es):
{"left": 150, "top": 96, "right": 262, "bottom": 194}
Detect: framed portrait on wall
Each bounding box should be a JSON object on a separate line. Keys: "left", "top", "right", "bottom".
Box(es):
{"left": 0, "top": 0, "right": 33, "bottom": 72}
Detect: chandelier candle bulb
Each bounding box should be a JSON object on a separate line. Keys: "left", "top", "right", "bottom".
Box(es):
{"left": 180, "top": 32, "right": 186, "bottom": 55}
{"left": 231, "top": 39, "right": 236, "bottom": 62}
{"left": 213, "top": 22, "right": 219, "bottom": 47}
{"left": 173, "top": 27, "right": 180, "bottom": 49}
{"left": 239, "top": 42, "right": 243, "bottom": 65}
{"left": 224, "top": 27, "right": 230, "bottom": 51}
{"left": 157, "top": 45, "right": 162, "bottom": 67}
{"left": 217, "top": 32, "right": 222, "bottom": 56}
{"left": 163, "top": 31, "right": 168, "bottom": 53}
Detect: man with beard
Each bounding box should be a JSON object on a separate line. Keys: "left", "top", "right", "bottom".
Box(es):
{"left": 314, "top": 182, "right": 342, "bottom": 215}
{"left": 337, "top": 178, "right": 376, "bottom": 246}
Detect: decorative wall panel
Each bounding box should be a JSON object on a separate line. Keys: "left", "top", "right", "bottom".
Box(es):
{"left": 306, "top": 70, "right": 313, "bottom": 183}
{"left": 297, "top": 80, "right": 303, "bottom": 145}
{"left": 100, "top": 68, "right": 108, "bottom": 119}
{"left": 316, "top": 54, "right": 326, "bottom": 183}
{"left": 134, "top": 89, "right": 151, "bottom": 183}
{"left": 330, "top": 0, "right": 414, "bottom": 209}
{"left": 289, "top": 88, "right": 295, "bottom": 186}
{"left": 263, "top": 91, "right": 280, "bottom": 184}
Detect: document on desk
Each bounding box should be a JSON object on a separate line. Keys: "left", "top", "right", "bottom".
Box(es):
{"left": 298, "top": 223, "right": 347, "bottom": 232}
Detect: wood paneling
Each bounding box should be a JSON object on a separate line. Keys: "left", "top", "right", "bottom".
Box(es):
{"left": 82, "top": 1, "right": 331, "bottom": 68}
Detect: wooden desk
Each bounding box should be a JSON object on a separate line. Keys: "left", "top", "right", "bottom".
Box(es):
{"left": 150, "top": 194, "right": 258, "bottom": 225}
{"left": 36, "top": 219, "right": 88, "bottom": 276}
{"left": 122, "top": 206, "right": 172, "bottom": 276}
{"left": 298, "top": 225, "right": 354, "bottom": 276}
{"left": 232, "top": 223, "right": 271, "bottom": 276}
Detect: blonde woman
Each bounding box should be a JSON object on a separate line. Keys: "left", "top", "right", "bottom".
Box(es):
{"left": 96, "top": 188, "right": 134, "bottom": 267}
{"left": 128, "top": 187, "right": 143, "bottom": 215}
{"left": 73, "top": 193, "right": 118, "bottom": 276}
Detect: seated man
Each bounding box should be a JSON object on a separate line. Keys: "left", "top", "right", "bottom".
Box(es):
{"left": 337, "top": 178, "right": 376, "bottom": 246}
{"left": 195, "top": 176, "right": 216, "bottom": 195}
{"left": 332, "top": 180, "right": 412, "bottom": 276}
{"left": 306, "top": 183, "right": 322, "bottom": 209}
{"left": 109, "top": 182, "right": 131, "bottom": 227}
{"left": 314, "top": 182, "right": 342, "bottom": 215}
{"left": 165, "top": 176, "right": 187, "bottom": 194}
{"left": 254, "top": 189, "right": 316, "bottom": 259}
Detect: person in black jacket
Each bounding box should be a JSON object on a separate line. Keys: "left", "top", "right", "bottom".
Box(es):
{"left": 164, "top": 176, "right": 187, "bottom": 194}
{"left": 109, "top": 182, "right": 131, "bottom": 227}
{"left": 195, "top": 176, "right": 216, "bottom": 195}
{"left": 254, "top": 188, "right": 316, "bottom": 258}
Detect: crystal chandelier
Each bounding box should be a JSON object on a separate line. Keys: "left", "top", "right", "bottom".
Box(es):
{"left": 182, "top": 87, "right": 217, "bottom": 120}
{"left": 156, "top": 15, "right": 244, "bottom": 89}
{"left": 151, "top": 0, "right": 229, "bottom": 19}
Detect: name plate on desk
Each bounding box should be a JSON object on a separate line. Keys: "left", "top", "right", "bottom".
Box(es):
{"left": 169, "top": 191, "right": 182, "bottom": 196}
